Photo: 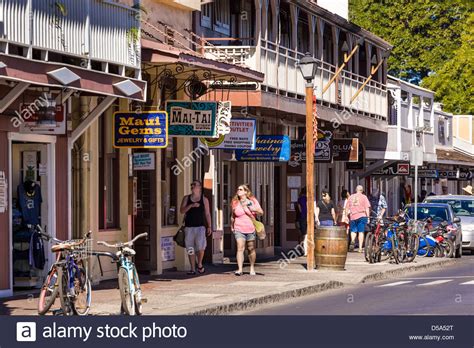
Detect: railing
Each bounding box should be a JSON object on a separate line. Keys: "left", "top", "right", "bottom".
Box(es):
{"left": 204, "top": 40, "right": 388, "bottom": 120}
{"left": 0, "top": 0, "right": 140, "bottom": 70}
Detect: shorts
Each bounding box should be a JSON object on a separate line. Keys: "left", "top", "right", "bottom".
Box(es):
{"left": 319, "top": 220, "right": 334, "bottom": 227}
{"left": 184, "top": 226, "right": 207, "bottom": 254}
{"left": 350, "top": 217, "right": 368, "bottom": 233}
{"left": 234, "top": 230, "right": 256, "bottom": 242}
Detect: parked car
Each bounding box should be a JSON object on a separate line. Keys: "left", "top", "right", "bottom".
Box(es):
{"left": 424, "top": 195, "right": 474, "bottom": 254}
{"left": 404, "top": 203, "right": 462, "bottom": 258}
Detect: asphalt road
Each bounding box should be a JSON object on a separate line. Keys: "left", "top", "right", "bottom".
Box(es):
{"left": 244, "top": 254, "right": 474, "bottom": 315}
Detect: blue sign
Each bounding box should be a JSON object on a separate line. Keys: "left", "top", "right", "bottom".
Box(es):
{"left": 166, "top": 101, "right": 217, "bottom": 137}
{"left": 114, "top": 111, "right": 168, "bottom": 148}
{"left": 235, "top": 135, "right": 291, "bottom": 162}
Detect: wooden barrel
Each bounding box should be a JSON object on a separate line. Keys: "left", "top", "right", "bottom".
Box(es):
{"left": 314, "top": 226, "right": 348, "bottom": 270}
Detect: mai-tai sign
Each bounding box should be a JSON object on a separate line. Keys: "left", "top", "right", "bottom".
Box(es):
{"left": 166, "top": 101, "right": 217, "bottom": 137}
{"left": 114, "top": 111, "right": 168, "bottom": 148}
{"left": 198, "top": 118, "right": 256, "bottom": 150}
{"left": 235, "top": 135, "right": 290, "bottom": 162}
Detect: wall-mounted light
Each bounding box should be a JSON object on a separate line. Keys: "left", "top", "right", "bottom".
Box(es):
{"left": 114, "top": 79, "right": 142, "bottom": 97}
{"left": 47, "top": 67, "right": 81, "bottom": 85}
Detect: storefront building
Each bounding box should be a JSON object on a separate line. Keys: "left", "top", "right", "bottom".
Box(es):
{"left": 193, "top": 0, "right": 392, "bottom": 251}
{"left": 0, "top": 0, "right": 146, "bottom": 297}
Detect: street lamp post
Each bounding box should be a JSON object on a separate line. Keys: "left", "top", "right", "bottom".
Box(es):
{"left": 298, "top": 53, "right": 319, "bottom": 271}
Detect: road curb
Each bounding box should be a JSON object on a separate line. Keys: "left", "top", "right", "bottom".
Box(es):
{"left": 187, "top": 280, "right": 344, "bottom": 315}
{"left": 185, "top": 258, "right": 459, "bottom": 315}
{"left": 360, "top": 258, "right": 459, "bottom": 284}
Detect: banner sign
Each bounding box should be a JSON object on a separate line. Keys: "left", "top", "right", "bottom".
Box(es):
{"left": 235, "top": 135, "right": 290, "bottom": 162}
{"left": 373, "top": 163, "right": 410, "bottom": 176}
{"left": 332, "top": 138, "right": 359, "bottom": 162}
{"left": 438, "top": 169, "right": 473, "bottom": 181}
{"left": 114, "top": 112, "right": 168, "bottom": 148}
{"left": 198, "top": 119, "right": 256, "bottom": 150}
{"left": 166, "top": 101, "right": 217, "bottom": 137}
{"left": 216, "top": 101, "right": 232, "bottom": 135}
{"left": 133, "top": 153, "right": 155, "bottom": 171}
{"left": 410, "top": 168, "right": 438, "bottom": 178}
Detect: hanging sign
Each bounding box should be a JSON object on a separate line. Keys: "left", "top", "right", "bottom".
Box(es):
{"left": 288, "top": 130, "right": 333, "bottom": 167}
{"left": 198, "top": 118, "right": 256, "bottom": 150}
{"left": 166, "top": 101, "right": 217, "bottom": 137}
{"left": 23, "top": 151, "right": 37, "bottom": 181}
{"left": 235, "top": 135, "right": 290, "bottom": 162}
{"left": 216, "top": 101, "right": 232, "bottom": 135}
{"left": 346, "top": 142, "right": 365, "bottom": 170}
{"left": 0, "top": 171, "right": 7, "bottom": 213}
{"left": 133, "top": 153, "right": 155, "bottom": 171}
{"left": 18, "top": 98, "right": 66, "bottom": 135}
{"left": 332, "top": 138, "right": 359, "bottom": 162}
{"left": 114, "top": 111, "right": 168, "bottom": 148}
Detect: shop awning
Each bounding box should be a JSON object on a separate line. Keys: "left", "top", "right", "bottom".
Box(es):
{"left": 436, "top": 149, "right": 474, "bottom": 166}
{"left": 0, "top": 54, "right": 147, "bottom": 102}
{"left": 141, "top": 39, "right": 264, "bottom": 83}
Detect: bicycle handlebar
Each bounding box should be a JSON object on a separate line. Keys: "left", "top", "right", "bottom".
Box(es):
{"left": 35, "top": 224, "right": 91, "bottom": 247}
{"left": 97, "top": 232, "right": 148, "bottom": 249}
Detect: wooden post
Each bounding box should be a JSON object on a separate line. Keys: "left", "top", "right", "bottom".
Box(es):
{"left": 322, "top": 45, "right": 359, "bottom": 95}
{"left": 306, "top": 84, "right": 315, "bottom": 270}
{"left": 350, "top": 59, "right": 384, "bottom": 104}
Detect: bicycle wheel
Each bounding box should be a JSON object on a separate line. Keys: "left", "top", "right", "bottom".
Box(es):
{"left": 390, "top": 236, "right": 400, "bottom": 264}
{"left": 38, "top": 265, "right": 59, "bottom": 315}
{"left": 418, "top": 236, "right": 430, "bottom": 257}
{"left": 118, "top": 267, "right": 135, "bottom": 315}
{"left": 364, "top": 232, "right": 373, "bottom": 262}
{"left": 132, "top": 266, "right": 143, "bottom": 315}
{"left": 405, "top": 234, "right": 419, "bottom": 263}
{"left": 57, "top": 267, "right": 74, "bottom": 316}
{"left": 72, "top": 265, "right": 91, "bottom": 316}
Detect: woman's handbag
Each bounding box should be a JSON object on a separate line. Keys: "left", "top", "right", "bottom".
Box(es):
{"left": 173, "top": 217, "right": 186, "bottom": 248}
{"left": 252, "top": 218, "right": 266, "bottom": 240}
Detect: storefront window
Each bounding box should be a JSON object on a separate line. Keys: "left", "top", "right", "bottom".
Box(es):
{"left": 161, "top": 138, "right": 178, "bottom": 226}
{"left": 99, "top": 114, "right": 120, "bottom": 230}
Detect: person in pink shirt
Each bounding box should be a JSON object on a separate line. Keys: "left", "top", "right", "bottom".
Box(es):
{"left": 231, "top": 184, "right": 264, "bottom": 276}
{"left": 346, "top": 185, "right": 371, "bottom": 252}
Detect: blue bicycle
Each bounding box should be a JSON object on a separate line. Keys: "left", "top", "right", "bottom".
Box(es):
{"left": 97, "top": 233, "right": 148, "bottom": 315}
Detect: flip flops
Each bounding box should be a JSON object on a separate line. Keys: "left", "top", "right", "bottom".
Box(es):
{"left": 197, "top": 266, "right": 205, "bottom": 274}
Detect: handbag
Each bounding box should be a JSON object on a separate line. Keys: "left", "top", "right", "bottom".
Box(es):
{"left": 173, "top": 217, "right": 186, "bottom": 248}
{"left": 252, "top": 218, "right": 266, "bottom": 240}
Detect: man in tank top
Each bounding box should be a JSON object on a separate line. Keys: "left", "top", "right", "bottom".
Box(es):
{"left": 180, "top": 180, "right": 212, "bottom": 275}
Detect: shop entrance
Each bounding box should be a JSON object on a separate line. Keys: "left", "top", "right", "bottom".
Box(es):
{"left": 132, "top": 151, "right": 157, "bottom": 273}
{"left": 9, "top": 134, "right": 56, "bottom": 293}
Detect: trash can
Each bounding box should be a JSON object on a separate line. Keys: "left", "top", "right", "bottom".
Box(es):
{"left": 314, "top": 225, "right": 348, "bottom": 270}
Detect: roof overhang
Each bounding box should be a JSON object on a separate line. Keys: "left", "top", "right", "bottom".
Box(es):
{"left": 141, "top": 39, "right": 264, "bottom": 83}
{"left": 0, "top": 54, "right": 146, "bottom": 101}
{"left": 436, "top": 148, "right": 474, "bottom": 166}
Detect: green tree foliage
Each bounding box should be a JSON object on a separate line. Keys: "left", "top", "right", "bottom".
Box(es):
{"left": 349, "top": 0, "right": 473, "bottom": 113}
{"left": 421, "top": 12, "right": 473, "bottom": 114}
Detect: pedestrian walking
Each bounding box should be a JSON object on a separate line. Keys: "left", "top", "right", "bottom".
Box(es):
{"left": 179, "top": 180, "right": 212, "bottom": 275}
{"left": 296, "top": 187, "right": 308, "bottom": 255}
{"left": 337, "top": 189, "right": 350, "bottom": 230}
{"left": 369, "top": 187, "right": 387, "bottom": 221}
{"left": 462, "top": 185, "right": 473, "bottom": 195}
{"left": 346, "top": 185, "right": 371, "bottom": 252}
{"left": 230, "top": 184, "right": 264, "bottom": 276}
{"left": 315, "top": 190, "right": 336, "bottom": 227}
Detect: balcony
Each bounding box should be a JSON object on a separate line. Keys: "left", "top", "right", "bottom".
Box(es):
{"left": 204, "top": 40, "right": 388, "bottom": 121}
{"left": 0, "top": 0, "right": 141, "bottom": 75}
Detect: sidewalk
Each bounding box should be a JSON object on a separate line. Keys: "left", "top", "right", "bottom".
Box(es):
{"left": 0, "top": 253, "right": 458, "bottom": 315}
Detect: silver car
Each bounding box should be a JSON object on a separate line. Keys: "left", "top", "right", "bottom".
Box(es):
{"left": 424, "top": 195, "right": 474, "bottom": 254}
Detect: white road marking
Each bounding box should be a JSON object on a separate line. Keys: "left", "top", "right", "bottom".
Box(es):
{"left": 377, "top": 281, "right": 413, "bottom": 287}
{"left": 460, "top": 280, "right": 474, "bottom": 285}
{"left": 417, "top": 279, "right": 453, "bottom": 286}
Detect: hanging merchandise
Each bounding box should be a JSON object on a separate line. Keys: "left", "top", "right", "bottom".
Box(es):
{"left": 18, "top": 180, "right": 42, "bottom": 225}
{"left": 0, "top": 171, "right": 7, "bottom": 213}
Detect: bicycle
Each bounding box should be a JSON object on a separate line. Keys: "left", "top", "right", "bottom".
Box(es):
{"left": 37, "top": 228, "right": 92, "bottom": 315}
{"left": 97, "top": 233, "right": 148, "bottom": 315}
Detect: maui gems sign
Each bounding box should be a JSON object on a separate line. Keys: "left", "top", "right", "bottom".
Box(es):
{"left": 114, "top": 111, "right": 168, "bottom": 148}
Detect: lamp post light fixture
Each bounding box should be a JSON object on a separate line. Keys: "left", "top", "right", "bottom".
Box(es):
{"left": 297, "top": 52, "right": 319, "bottom": 271}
